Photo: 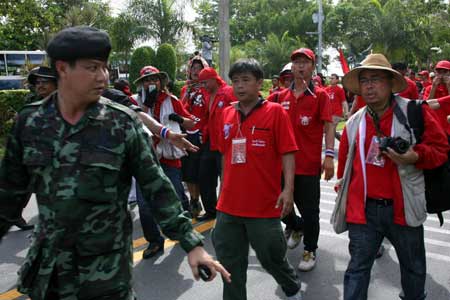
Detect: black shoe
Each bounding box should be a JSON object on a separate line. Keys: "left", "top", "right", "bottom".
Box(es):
{"left": 142, "top": 240, "right": 164, "bottom": 259}
{"left": 14, "top": 218, "right": 34, "bottom": 231}
{"left": 196, "top": 213, "right": 216, "bottom": 222}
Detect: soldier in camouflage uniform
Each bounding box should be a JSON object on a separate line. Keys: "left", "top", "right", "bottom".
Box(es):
{"left": 0, "top": 26, "right": 230, "bottom": 300}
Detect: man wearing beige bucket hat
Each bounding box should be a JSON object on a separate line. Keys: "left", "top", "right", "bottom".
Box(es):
{"left": 333, "top": 53, "right": 449, "bottom": 300}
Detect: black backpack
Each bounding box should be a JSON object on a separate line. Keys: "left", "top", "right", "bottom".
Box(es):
{"left": 394, "top": 100, "right": 450, "bottom": 226}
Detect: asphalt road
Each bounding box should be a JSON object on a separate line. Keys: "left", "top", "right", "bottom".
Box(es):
{"left": 1, "top": 179, "right": 449, "bottom": 300}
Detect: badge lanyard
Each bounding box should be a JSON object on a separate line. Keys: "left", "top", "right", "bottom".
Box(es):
{"left": 231, "top": 114, "right": 247, "bottom": 164}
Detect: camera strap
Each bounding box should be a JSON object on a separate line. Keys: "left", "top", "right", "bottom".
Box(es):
{"left": 366, "top": 97, "right": 393, "bottom": 138}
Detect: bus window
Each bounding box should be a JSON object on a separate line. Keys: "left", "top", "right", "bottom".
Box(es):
{"left": 28, "top": 54, "right": 46, "bottom": 65}
{"left": 0, "top": 54, "right": 5, "bottom": 76}
{"left": 6, "top": 53, "right": 26, "bottom": 75}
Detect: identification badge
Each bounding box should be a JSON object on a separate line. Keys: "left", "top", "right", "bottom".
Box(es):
{"left": 231, "top": 138, "right": 247, "bottom": 164}
{"left": 366, "top": 136, "right": 385, "bottom": 167}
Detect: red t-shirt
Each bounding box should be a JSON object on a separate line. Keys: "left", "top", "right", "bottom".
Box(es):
{"left": 437, "top": 95, "right": 450, "bottom": 135}
{"left": 207, "top": 84, "right": 236, "bottom": 151}
{"left": 269, "top": 86, "right": 284, "bottom": 94}
{"left": 337, "top": 104, "right": 449, "bottom": 225}
{"left": 180, "top": 84, "right": 209, "bottom": 134}
{"left": 268, "top": 83, "right": 332, "bottom": 175}
{"left": 398, "top": 76, "right": 419, "bottom": 100}
{"left": 325, "top": 85, "right": 347, "bottom": 116}
{"left": 424, "top": 84, "right": 450, "bottom": 135}
{"left": 217, "top": 100, "right": 298, "bottom": 218}
{"left": 151, "top": 92, "right": 193, "bottom": 168}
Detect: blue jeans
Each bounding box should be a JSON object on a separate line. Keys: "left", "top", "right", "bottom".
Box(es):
{"left": 136, "top": 184, "right": 164, "bottom": 244}
{"left": 344, "top": 199, "right": 426, "bottom": 300}
{"left": 161, "top": 163, "right": 189, "bottom": 211}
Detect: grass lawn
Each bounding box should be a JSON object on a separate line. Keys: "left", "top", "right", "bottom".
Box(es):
{"left": 337, "top": 120, "right": 346, "bottom": 131}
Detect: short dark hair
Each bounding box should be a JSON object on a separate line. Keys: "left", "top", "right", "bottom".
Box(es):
{"left": 114, "top": 79, "right": 130, "bottom": 91}
{"left": 50, "top": 59, "right": 76, "bottom": 80}
{"left": 229, "top": 58, "right": 264, "bottom": 80}
{"left": 392, "top": 62, "right": 407, "bottom": 72}
{"left": 331, "top": 73, "right": 339, "bottom": 80}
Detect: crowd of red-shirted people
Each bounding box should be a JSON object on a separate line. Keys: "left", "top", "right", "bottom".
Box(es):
{"left": 107, "top": 51, "right": 449, "bottom": 300}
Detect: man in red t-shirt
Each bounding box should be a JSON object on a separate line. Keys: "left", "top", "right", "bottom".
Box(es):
{"left": 269, "top": 74, "right": 283, "bottom": 94}
{"left": 392, "top": 62, "right": 419, "bottom": 100}
{"left": 214, "top": 58, "right": 302, "bottom": 300}
{"left": 325, "top": 73, "right": 349, "bottom": 138}
{"left": 336, "top": 53, "right": 449, "bottom": 300}
{"left": 267, "top": 48, "right": 334, "bottom": 272}
{"left": 197, "top": 67, "right": 237, "bottom": 221}
{"left": 180, "top": 55, "right": 210, "bottom": 218}
{"left": 423, "top": 60, "right": 450, "bottom": 135}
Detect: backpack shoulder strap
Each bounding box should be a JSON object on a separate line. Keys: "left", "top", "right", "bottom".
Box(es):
{"left": 406, "top": 100, "right": 424, "bottom": 144}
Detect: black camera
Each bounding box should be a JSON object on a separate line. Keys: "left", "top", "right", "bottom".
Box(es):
{"left": 379, "top": 137, "right": 410, "bottom": 154}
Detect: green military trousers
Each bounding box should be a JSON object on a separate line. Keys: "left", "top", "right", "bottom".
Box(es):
{"left": 212, "top": 212, "right": 300, "bottom": 300}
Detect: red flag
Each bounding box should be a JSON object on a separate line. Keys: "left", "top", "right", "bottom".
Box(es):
{"left": 339, "top": 49, "right": 350, "bottom": 74}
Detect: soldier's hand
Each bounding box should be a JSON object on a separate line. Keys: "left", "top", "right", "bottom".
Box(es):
{"left": 275, "top": 189, "right": 294, "bottom": 218}
{"left": 187, "top": 246, "right": 231, "bottom": 283}
{"left": 167, "top": 131, "right": 199, "bottom": 152}
{"left": 322, "top": 156, "right": 335, "bottom": 181}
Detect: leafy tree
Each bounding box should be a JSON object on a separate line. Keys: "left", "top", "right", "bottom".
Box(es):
{"left": 155, "top": 43, "right": 177, "bottom": 82}
{"left": 128, "top": 0, "right": 189, "bottom": 46}
{"left": 109, "top": 13, "right": 148, "bottom": 73}
{"left": 129, "top": 46, "right": 156, "bottom": 90}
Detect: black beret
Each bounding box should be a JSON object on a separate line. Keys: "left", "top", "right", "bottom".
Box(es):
{"left": 47, "top": 26, "right": 111, "bottom": 62}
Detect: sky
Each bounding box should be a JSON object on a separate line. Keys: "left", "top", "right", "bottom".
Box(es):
{"left": 105, "top": 0, "right": 343, "bottom": 75}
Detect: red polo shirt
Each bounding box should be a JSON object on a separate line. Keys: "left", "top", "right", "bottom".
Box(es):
{"left": 207, "top": 84, "right": 236, "bottom": 151}
{"left": 268, "top": 82, "right": 332, "bottom": 175}
{"left": 398, "top": 76, "right": 419, "bottom": 100}
{"left": 151, "top": 92, "right": 193, "bottom": 168}
{"left": 180, "top": 84, "right": 209, "bottom": 134}
{"left": 337, "top": 103, "right": 449, "bottom": 226}
{"left": 325, "top": 85, "right": 347, "bottom": 117}
{"left": 217, "top": 100, "right": 298, "bottom": 218}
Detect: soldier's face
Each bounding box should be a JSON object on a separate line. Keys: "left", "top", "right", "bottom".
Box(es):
{"left": 58, "top": 59, "right": 109, "bottom": 102}
{"left": 35, "top": 77, "right": 57, "bottom": 98}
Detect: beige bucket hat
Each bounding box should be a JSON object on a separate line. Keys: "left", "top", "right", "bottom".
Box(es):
{"left": 342, "top": 53, "right": 407, "bottom": 95}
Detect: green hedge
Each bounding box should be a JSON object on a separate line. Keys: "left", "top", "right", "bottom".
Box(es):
{"left": 155, "top": 43, "right": 177, "bottom": 82}
{"left": 129, "top": 46, "right": 156, "bottom": 91}
{"left": 0, "top": 90, "right": 28, "bottom": 136}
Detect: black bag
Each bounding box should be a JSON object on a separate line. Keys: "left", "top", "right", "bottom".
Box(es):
{"left": 395, "top": 100, "right": 450, "bottom": 226}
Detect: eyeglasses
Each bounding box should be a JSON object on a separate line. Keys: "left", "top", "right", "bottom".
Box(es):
{"left": 359, "top": 76, "right": 389, "bottom": 86}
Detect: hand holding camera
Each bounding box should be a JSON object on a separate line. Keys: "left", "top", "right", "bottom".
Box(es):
{"left": 379, "top": 137, "right": 419, "bottom": 165}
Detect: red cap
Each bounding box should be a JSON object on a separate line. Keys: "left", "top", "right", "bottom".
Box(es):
{"left": 435, "top": 60, "right": 450, "bottom": 70}
{"left": 418, "top": 70, "right": 429, "bottom": 76}
{"left": 312, "top": 75, "right": 323, "bottom": 86}
{"left": 198, "top": 67, "right": 226, "bottom": 86}
{"left": 291, "top": 48, "right": 315, "bottom": 62}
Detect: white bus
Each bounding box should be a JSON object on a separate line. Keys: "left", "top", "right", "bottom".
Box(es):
{"left": 0, "top": 50, "right": 47, "bottom": 90}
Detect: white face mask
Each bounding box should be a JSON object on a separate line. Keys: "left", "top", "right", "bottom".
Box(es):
{"left": 148, "top": 85, "right": 156, "bottom": 93}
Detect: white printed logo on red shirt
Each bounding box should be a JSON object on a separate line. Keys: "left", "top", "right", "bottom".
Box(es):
{"left": 280, "top": 101, "right": 290, "bottom": 110}
{"left": 251, "top": 139, "right": 266, "bottom": 147}
{"left": 300, "top": 115, "right": 312, "bottom": 126}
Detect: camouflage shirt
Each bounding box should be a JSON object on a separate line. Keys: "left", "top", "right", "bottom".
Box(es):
{"left": 0, "top": 93, "right": 203, "bottom": 300}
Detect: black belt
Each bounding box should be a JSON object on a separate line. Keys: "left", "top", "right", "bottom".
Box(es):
{"left": 367, "top": 197, "right": 393, "bottom": 206}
